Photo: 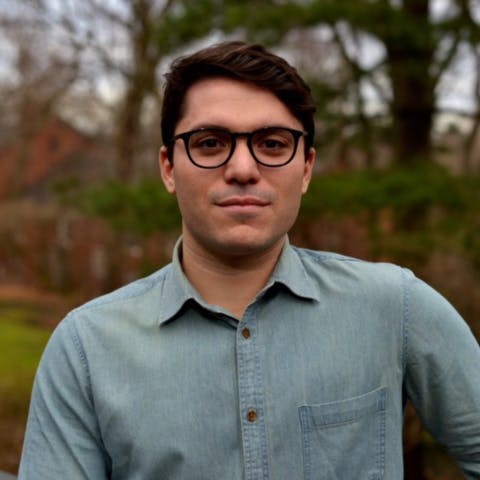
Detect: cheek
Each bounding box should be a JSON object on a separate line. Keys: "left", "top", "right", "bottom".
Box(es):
{"left": 274, "top": 177, "right": 305, "bottom": 223}
{"left": 173, "top": 174, "right": 209, "bottom": 218}
{"left": 282, "top": 170, "right": 307, "bottom": 203}
{"left": 175, "top": 184, "right": 197, "bottom": 214}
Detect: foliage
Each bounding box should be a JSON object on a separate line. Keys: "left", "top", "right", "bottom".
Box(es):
{"left": 302, "top": 166, "right": 467, "bottom": 218}
{"left": 68, "top": 167, "right": 480, "bottom": 269}
{"left": 300, "top": 167, "right": 480, "bottom": 267}
{"left": 202, "top": 0, "right": 480, "bottom": 167}
{"left": 156, "top": 0, "right": 224, "bottom": 52}
{"left": 75, "top": 179, "right": 181, "bottom": 235}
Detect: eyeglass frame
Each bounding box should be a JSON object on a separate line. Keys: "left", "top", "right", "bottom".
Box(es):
{"left": 168, "top": 126, "right": 308, "bottom": 169}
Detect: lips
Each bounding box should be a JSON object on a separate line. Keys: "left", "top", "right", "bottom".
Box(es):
{"left": 216, "top": 196, "right": 270, "bottom": 207}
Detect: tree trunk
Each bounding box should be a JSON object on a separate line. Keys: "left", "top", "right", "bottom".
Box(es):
{"left": 114, "top": 0, "right": 160, "bottom": 181}
{"left": 384, "top": 0, "right": 435, "bottom": 166}
{"left": 115, "top": 83, "right": 145, "bottom": 181}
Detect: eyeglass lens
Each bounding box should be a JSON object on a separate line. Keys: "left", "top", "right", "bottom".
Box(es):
{"left": 187, "top": 128, "right": 298, "bottom": 167}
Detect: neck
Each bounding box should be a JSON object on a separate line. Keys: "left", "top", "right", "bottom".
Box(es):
{"left": 181, "top": 237, "right": 286, "bottom": 319}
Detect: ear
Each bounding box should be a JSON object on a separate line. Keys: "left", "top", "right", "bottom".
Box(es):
{"left": 159, "top": 146, "right": 176, "bottom": 194}
{"left": 301, "top": 148, "right": 315, "bottom": 194}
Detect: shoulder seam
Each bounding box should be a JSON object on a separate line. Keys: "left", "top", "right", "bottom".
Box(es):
{"left": 401, "top": 268, "right": 411, "bottom": 376}
{"left": 293, "top": 246, "right": 368, "bottom": 265}
{"left": 66, "top": 316, "right": 92, "bottom": 393}
{"left": 70, "top": 266, "right": 170, "bottom": 315}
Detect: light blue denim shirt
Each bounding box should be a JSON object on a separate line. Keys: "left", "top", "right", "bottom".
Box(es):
{"left": 19, "top": 239, "right": 480, "bottom": 479}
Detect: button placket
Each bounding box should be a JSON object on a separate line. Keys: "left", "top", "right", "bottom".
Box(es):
{"left": 236, "top": 312, "right": 270, "bottom": 479}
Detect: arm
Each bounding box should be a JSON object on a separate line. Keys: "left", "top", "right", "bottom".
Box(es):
{"left": 403, "top": 269, "right": 480, "bottom": 478}
{"left": 18, "top": 316, "right": 110, "bottom": 479}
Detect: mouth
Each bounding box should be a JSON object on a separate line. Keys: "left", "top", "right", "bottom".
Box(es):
{"left": 216, "top": 196, "right": 270, "bottom": 207}
{"left": 215, "top": 196, "right": 271, "bottom": 216}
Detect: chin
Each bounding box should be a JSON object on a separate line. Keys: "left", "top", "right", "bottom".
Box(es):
{"left": 210, "top": 233, "right": 285, "bottom": 257}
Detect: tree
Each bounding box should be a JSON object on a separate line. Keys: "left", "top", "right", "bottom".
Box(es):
{"left": 21, "top": 0, "right": 175, "bottom": 181}
{"left": 0, "top": 0, "right": 81, "bottom": 197}
{"left": 460, "top": 2, "right": 480, "bottom": 173}
{"left": 60, "top": 0, "right": 227, "bottom": 180}
{"left": 1, "top": 0, "right": 225, "bottom": 183}
{"left": 216, "top": 0, "right": 480, "bottom": 167}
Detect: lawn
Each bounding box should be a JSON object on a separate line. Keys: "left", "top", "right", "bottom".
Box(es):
{"left": 0, "top": 302, "right": 53, "bottom": 474}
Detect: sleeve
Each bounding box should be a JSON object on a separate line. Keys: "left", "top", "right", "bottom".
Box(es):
{"left": 403, "top": 269, "right": 480, "bottom": 479}
{"left": 18, "top": 315, "right": 110, "bottom": 479}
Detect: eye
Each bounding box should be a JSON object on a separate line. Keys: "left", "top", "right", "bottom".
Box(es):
{"left": 189, "top": 130, "right": 230, "bottom": 151}
{"left": 198, "top": 137, "right": 224, "bottom": 149}
{"left": 254, "top": 129, "right": 293, "bottom": 154}
{"left": 262, "top": 138, "right": 287, "bottom": 149}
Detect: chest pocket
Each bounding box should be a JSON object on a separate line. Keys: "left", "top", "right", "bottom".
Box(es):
{"left": 298, "top": 387, "right": 386, "bottom": 480}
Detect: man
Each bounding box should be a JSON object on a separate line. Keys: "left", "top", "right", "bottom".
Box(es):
{"left": 19, "top": 41, "right": 480, "bottom": 479}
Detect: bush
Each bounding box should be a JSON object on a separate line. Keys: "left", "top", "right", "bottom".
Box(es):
{"left": 300, "top": 166, "right": 480, "bottom": 266}
{"left": 67, "top": 179, "right": 181, "bottom": 235}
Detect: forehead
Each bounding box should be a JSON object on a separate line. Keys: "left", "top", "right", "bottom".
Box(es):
{"left": 176, "top": 77, "right": 301, "bottom": 132}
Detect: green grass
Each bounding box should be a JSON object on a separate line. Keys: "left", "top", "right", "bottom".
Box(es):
{"left": 0, "top": 303, "right": 54, "bottom": 472}
{"left": 0, "top": 304, "right": 52, "bottom": 413}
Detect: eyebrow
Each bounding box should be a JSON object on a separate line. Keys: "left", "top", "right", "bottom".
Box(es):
{"left": 182, "top": 123, "right": 299, "bottom": 132}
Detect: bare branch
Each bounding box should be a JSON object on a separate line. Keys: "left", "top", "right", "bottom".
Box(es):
{"left": 432, "top": 34, "right": 462, "bottom": 87}
{"left": 333, "top": 24, "right": 390, "bottom": 107}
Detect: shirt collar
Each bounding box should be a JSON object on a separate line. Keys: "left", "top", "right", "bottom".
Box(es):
{"left": 265, "top": 237, "right": 320, "bottom": 302}
{"left": 157, "top": 236, "right": 320, "bottom": 326}
{"left": 157, "top": 238, "right": 204, "bottom": 326}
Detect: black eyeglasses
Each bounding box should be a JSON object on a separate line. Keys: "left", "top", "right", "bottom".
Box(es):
{"left": 170, "top": 126, "right": 307, "bottom": 169}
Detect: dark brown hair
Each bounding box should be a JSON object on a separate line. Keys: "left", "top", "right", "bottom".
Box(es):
{"left": 161, "top": 41, "right": 316, "bottom": 160}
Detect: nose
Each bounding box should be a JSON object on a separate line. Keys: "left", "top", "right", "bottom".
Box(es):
{"left": 223, "top": 138, "right": 261, "bottom": 184}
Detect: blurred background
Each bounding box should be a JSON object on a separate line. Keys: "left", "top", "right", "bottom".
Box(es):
{"left": 1, "top": 0, "right": 479, "bottom": 477}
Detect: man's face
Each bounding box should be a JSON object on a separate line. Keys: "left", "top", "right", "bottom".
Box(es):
{"left": 160, "top": 77, "right": 315, "bottom": 259}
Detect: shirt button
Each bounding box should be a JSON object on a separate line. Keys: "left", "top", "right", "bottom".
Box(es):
{"left": 242, "top": 328, "right": 251, "bottom": 339}
{"left": 247, "top": 409, "right": 257, "bottom": 422}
